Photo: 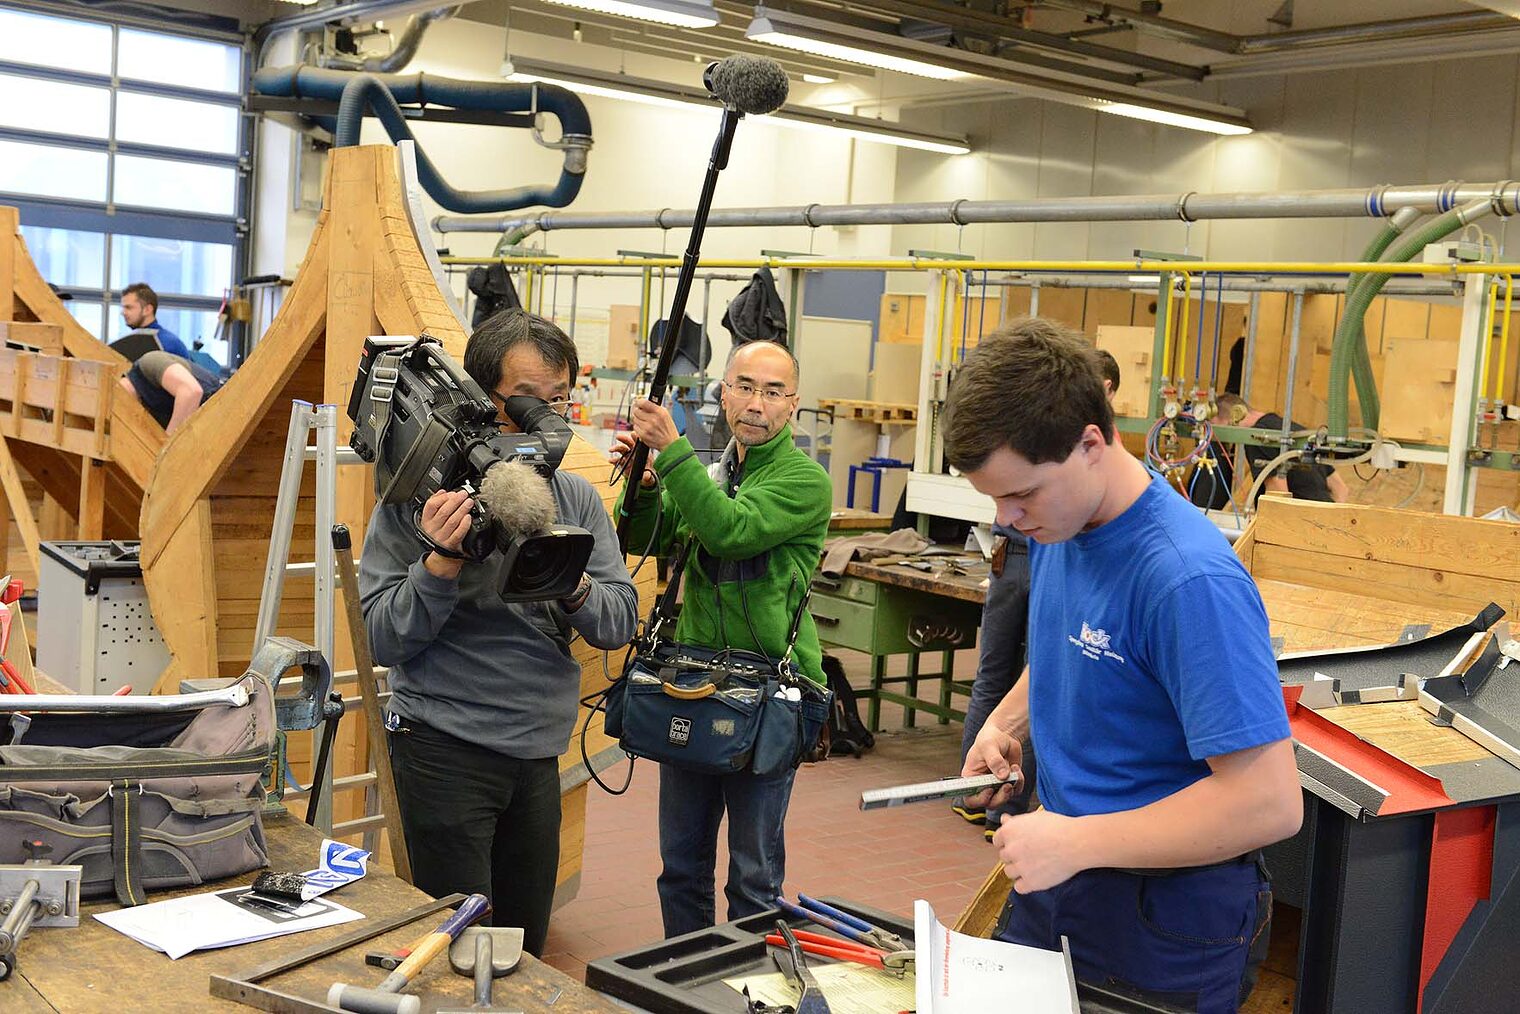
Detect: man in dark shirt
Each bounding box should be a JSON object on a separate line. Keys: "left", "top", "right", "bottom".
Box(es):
{"left": 1211, "top": 393, "right": 1348, "bottom": 504}
{"left": 120, "top": 282, "right": 191, "bottom": 359}
{"left": 118, "top": 350, "right": 223, "bottom": 434}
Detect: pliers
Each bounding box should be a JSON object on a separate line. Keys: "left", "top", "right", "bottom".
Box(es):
{"left": 763, "top": 927, "right": 914, "bottom": 977}
{"left": 774, "top": 894, "right": 910, "bottom": 954}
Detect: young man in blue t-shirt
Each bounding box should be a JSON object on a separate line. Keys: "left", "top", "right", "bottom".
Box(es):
{"left": 945, "top": 317, "right": 1301, "bottom": 1013}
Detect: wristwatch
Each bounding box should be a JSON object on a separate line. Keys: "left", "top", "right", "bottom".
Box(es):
{"left": 561, "top": 574, "right": 593, "bottom": 611}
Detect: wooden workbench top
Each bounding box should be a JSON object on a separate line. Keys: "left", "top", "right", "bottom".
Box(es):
{"left": 7, "top": 813, "right": 619, "bottom": 1013}
{"left": 842, "top": 555, "right": 990, "bottom": 605}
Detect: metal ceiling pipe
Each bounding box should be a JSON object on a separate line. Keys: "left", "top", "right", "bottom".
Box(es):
{"left": 1032, "top": 0, "right": 1239, "bottom": 52}
{"left": 320, "top": 5, "right": 458, "bottom": 74}
{"left": 433, "top": 181, "right": 1520, "bottom": 235}
{"left": 1235, "top": 11, "right": 1513, "bottom": 53}
{"left": 253, "top": 0, "right": 458, "bottom": 46}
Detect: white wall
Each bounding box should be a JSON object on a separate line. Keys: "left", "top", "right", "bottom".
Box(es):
{"left": 889, "top": 53, "right": 1520, "bottom": 271}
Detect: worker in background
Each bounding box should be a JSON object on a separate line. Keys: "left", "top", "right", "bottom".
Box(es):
{"left": 359, "top": 309, "right": 639, "bottom": 958}
{"left": 119, "top": 283, "right": 191, "bottom": 358}
{"left": 1210, "top": 393, "right": 1349, "bottom": 504}
{"left": 955, "top": 337, "right": 1128, "bottom": 840}
{"left": 949, "top": 318, "right": 1301, "bottom": 1013}
{"left": 118, "top": 350, "right": 223, "bottom": 435}
{"left": 612, "top": 340, "right": 832, "bottom": 938}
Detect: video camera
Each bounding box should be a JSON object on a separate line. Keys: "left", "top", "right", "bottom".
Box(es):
{"left": 347, "top": 334, "right": 594, "bottom": 602}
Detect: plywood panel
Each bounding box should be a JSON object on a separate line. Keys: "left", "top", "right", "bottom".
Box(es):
{"left": 1034, "top": 287, "right": 1085, "bottom": 330}
{"left": 1380, "top": 338, "right": 1458, "bottom": 444}
{"left": 1082, "top": 289, "right": 1135, "bottom": 335}
{"left": 1095, "top": 325, "right": 1155, "bottom": 419}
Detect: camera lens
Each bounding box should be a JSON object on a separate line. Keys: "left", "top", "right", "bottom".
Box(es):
{"left": 513, "top": 538, "right": 561, "bottom": 592}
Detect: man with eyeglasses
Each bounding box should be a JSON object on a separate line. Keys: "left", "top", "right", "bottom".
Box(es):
{"left": 612, "top": 339, "right": 834, "bottom": 937}
{"left": 360, "top": 309, "right": 638, "bottom": 959}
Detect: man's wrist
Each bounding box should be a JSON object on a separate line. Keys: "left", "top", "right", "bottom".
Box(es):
{"left": 423, "top": 551, "right": 464, "bottom": 580}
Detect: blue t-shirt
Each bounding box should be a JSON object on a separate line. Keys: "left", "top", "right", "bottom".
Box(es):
{"left": 1027, "top": 475, "right": 1289, "bottom": 818}
{"left": 147, "top": 321, "right": 190, "bottom": 359}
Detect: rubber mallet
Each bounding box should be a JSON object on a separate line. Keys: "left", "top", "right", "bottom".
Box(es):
{"left": 328, "top": 893, "right": 491, "bottom": 1014}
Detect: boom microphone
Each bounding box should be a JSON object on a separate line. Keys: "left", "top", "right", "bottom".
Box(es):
{"left": 703, "top": 55, "right": 789, "bottom": 115}
{"left": 478, "top": 458, "right": 557, "bottom": 540}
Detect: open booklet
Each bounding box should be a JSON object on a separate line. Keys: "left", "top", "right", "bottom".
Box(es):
{"left": 915, "top": 900, "right": 1080, "bottom": 1014}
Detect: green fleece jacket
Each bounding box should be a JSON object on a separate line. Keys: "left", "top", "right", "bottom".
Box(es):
{"left": 617, "top": 426, "right": 832, "bottom": 684}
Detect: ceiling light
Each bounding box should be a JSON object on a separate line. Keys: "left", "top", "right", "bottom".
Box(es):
{"left": 801, "top": 72, "right": 835, "bottom": 84}
{"left": 541, "top": 0, "right": 719, "bottom": 30}
{"left": 746, "top": 9, "right": 969, "bottom": 80}
{"left": 1093, "top": 101, "right": 1253, "bottom": 136}
{"left": 508, "top": 57, "right": 969, "bottom": 154}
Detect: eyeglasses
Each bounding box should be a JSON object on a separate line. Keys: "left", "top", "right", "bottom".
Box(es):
{"left": 724, "top": 381, "right": 797, "bottom": 405}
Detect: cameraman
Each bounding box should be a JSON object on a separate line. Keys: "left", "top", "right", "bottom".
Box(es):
{"left": 612, "top": 339, "right": 833, "bottom": 937}
{"left": 359, "top": 310, "right": 638, "bottom": 958}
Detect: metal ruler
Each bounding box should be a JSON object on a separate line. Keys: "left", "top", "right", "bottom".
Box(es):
{"left": 859, "top": 773, "right": 1017, "bottom": 811}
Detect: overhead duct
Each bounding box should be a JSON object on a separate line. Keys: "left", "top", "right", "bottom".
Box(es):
{"left": 320, "top": 6, "right": 459, "bottom": 74}
{"left": 252, "top": 66, "right": 593, "bottom": 213}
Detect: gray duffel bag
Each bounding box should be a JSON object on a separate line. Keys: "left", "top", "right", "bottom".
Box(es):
{"left": 0, "top": 669, "right": 276, "bottom": 906}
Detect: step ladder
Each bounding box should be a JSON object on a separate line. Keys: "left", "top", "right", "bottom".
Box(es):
{"left": 253, "top": 401, "right": 411, "bottom": 881}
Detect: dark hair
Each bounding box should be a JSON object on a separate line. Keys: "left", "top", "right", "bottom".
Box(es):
{"left": 943, "top": 316, "right": 1114, "bottom": 470}
{"left": 464, "top": 308, "right": 579, "bottom": 394}
{"left": 1095, "top": 349, "right": 1120, "bottom": 394}
{"left": 122, "top": 282, "right": 158, "bottom": 311}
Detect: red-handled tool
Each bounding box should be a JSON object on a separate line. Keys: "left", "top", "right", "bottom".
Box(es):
{"left": 763, "top": 927, "right": 914, "bottom": 977}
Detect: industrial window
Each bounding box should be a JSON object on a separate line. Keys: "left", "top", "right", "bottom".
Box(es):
{"left": 0, "top": 5, "right": 246, "bottom": 365}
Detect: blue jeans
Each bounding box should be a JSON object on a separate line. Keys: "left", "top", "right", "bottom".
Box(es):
{"left": 961, "top": 546, "right": 1035, "bottom": 817}
{"left": 656, "top": 762, "right": 797, "bottom": 938}
{"left": 996, "top": 860, "right": 1271, "bottom": 1014}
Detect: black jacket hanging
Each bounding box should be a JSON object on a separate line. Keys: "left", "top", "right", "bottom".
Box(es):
{"left": 721, "top": 266, "right": 788, "bottom": 345}
{"left": 466, "top": 262, "right": 523, "bottom": 328}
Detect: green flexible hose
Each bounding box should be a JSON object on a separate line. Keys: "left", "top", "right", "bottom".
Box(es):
{"left": 1327, "top": 200, "right": 1493, "bottom": 439}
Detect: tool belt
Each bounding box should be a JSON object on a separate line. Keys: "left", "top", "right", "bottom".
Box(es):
{"left": 0, "top": 671, "right": 276, "bottom": 907}
{"left": 603, "top": 541, "right": 831, "bottom": 778}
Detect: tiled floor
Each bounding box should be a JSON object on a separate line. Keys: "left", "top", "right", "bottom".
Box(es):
{"left": 541, "top": 649, "right": 999, "bottom": 982}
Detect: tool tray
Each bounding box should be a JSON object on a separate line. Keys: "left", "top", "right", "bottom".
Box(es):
{"left": 585, "top": 896, "right": 1186, "bottom": 1013}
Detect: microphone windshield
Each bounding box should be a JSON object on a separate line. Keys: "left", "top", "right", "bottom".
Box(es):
{"left": 478, "top": 458, "right": 556, "bottom": 540}
{"left": 705, "top": 55, "right": 789, "bottom": 115}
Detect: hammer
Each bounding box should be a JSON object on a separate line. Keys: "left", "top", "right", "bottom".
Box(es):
{"left": 328, "top": 893, "right": 491, "bottom": 1014}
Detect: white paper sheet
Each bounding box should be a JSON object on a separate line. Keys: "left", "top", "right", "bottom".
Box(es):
{"left": 914, "top": 899, "right": 1079, "bottom": 1014}
{"left": 95, "top": 885, "right": 362, "bottom": 959}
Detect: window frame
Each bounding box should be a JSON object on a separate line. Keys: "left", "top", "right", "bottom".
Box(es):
{"left": 0, "top": 3, "right": 250, "bottom": 365}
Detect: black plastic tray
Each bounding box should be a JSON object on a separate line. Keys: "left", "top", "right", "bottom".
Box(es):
{"left": 585, "top": 896, "right": 1186, "bottom": 1013}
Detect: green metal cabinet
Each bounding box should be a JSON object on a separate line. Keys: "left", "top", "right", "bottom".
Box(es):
{"left": 809, "top": 573, "right": 982, "bottom": 729}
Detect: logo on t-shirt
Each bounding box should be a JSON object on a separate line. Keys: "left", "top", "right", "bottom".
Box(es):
{"left": 1069, "top": 621, "right": 1127, "bottom": 665}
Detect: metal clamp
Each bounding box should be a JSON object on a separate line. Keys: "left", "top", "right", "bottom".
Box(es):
{"left": 246, "top": 636, "right": 334, "bottom": 733}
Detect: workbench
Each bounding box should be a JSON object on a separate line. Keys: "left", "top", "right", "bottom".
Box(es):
{"left": 3, "top": 812, "right": 620, "bottom": 1013}
{"left": 809, "top": 553, "right": 987, "bottom": 730}
{"left": 1234, "top": 497, "right": 1520, "bottom": 1014}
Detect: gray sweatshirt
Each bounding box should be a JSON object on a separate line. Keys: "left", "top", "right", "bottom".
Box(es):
{"left": 359, "top": 470, "right": 639, "bottom": 759}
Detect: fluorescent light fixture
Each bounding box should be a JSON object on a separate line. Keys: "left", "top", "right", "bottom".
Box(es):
{"left": 1093, "top": 101, "right": 1253, "bottom": 136}
{"left": 509, "top": 57, "right": 969, "bottom": 154}
{"left": 540, "top": 0, "right": 719, "bottom": 29}
{"left": 801, "top": 72, "right": 835, "bottom": 84}
{"left": 746, "top": 9, "right": 969, "bottom": 81}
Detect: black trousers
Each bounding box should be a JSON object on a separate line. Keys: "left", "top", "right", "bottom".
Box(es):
{"left": 387, "top": 719, "right": 561, "bottom": 957}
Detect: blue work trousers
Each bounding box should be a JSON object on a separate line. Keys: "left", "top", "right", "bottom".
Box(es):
{"left": 995, "top": 859, "right": 1272, "bottom": 1013}
{"left": 656, "top": 762, "right": 797, "bottom": 938}
{"left": 961, "top": 546, "right": 1035, "bottom": 817}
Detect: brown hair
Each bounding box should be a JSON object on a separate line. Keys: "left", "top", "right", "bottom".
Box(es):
{"left": 122, "top": 282, "right": 158, "bottom": 310}
{"left": 1095, "top": 348, "right": 1120, "bottom": 394}
{"left": 943, "top": 316, "right": 1114, "bottom": 470}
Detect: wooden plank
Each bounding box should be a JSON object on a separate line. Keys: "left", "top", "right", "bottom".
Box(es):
{"left": 1253, "top": 541, "right": 1520, "bottom": 620}
{"left": 1095, "top": 324, "right": 1155, "bottom": 419}
{"left": 1380, "top": 337, "right": 1458, "bottom": 444}
{"left": 0, "top": 437, "right": 40, "bottom": 574}
{"left": 0, "top": 207, "right": 15, "bottom": 320}
{"left": 1318, "top": 700, "right": 1493, "bottom": 767}
{"left": 0, "top": 320, "right": 63, "bottom": 354}
{"left": 1251, "top": 497, "right": 1520, "bottom": 585}
{"left": 149, "top": 498, "right": 220, "bottom": 692}
{"left": 77, "top": 456, "right": 104, "bottom": 539}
